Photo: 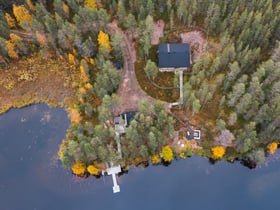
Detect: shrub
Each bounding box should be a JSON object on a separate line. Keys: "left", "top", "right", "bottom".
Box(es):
{"left": 211, "top": 146, "right": 225, "bottom": 159}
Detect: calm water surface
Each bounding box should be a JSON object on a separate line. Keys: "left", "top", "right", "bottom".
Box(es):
{"left": 0, "top": 104, "right": 279, "bottom": 210}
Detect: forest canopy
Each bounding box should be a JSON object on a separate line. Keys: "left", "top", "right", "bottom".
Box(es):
{"left": 0, "top": 0, "right": 279, "bottom": 173}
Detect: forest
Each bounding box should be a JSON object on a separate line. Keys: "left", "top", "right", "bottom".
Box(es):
{"left": 0, "top": 0, "right": 279, "bottom": 175}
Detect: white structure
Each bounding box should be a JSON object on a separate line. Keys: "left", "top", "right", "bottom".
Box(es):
{"left": 107, "top": 165, "right": 122, "bottom": 193}
{"left": 187, "top": 130, "right": 201, "bottom": 140}
{"left": 193, "top": 130, "right": 201, "bottom": 140}
{"left": 169, "top": 69, "right": 184, "bottom": 107}
{"left": 179, "top": 69, "right": 184, "bottom": 105}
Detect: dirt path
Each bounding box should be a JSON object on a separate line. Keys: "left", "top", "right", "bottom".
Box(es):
{"left": 108, "top": 21, "right": 160, "bottom": 115}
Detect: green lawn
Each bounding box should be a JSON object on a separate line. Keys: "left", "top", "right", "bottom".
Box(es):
{"left": 135, "top": 45, "right": 179, "bottom": 102}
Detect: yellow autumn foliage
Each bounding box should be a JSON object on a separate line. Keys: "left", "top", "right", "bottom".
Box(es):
{"left": 211, "top": 146, "right": 225, "bottom": 159}
{"left": 58, "top": 147, "right": 63, "bottom": 159}
{"left": 80, "top": 65, "right": 85, "bottom": 74}
{"left": 68, "top": 53, "right": 75, "bottom": 65}
{"left": 79, "top": 87, "right": 87, "bottom": 94}
{"left": 268, "top": 142, "right": 278, "bottom": 154}
{"left": 72, "top": 49, "right": 77, "bottom": 56}
{"left": 58, "top": 139, "right": 68, "bottom": 160}
{"left": 89, "top": 58, "right": 95, "bottom": 65}
{"left": 98, "top": 31, "right": 112, "bottom": 52}
{"left": 5, "top": 13, "right": 16, "bottom": 28}
{"left": 179, "top": 152, "right": 187, "bottom": 159}
{"left": 26, "top": 0, "right": 35, "bottom": 11}
{"left": 5, "top": 40, "right": 18, "bottom": 59}
{"left": 69, "top": 108, "right": 81, "bottom": 124}
{"left": 80, "top": 66, "right": 89, "bottom": 82}
{"left": 87, "top": 165, "right": 99, "bottom": 175}
{"left": 161, "top": 145, "right": 174, "bottom": 162}
{"left": 10, "top": 33, "right": 22, "bottom": 42}
{"left": 85, "top": 0, "right": 97, "bottom": 9}
{"left": 13, "top": 4, "right": 32, "bottom": 25}
{"left": 85, "top": 83, "right": 92, "bottom": 89}
{"left": 72, "top": 162, "right": 86, "bottom": 175}
{"left": 79, "top": 97, "right": 84, "bottom": 104}
{"left": 151, "top": 154, "right": 160, "bottom": 164}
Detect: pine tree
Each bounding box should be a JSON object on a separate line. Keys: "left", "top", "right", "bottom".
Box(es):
{"left": 117, "top": 0, "right": 126, "bottom": 22}
{"left": 111, "top": 32, "right": 124, "bottom": 59}
{"left": 144, "top": 59, "right": 158, "bottom": 80}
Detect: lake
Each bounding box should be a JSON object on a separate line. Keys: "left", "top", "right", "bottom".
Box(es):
{"left": 0, "top": 104, "right": 279, "bottom": 210}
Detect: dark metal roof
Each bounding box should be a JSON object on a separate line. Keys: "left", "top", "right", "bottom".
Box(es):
{"left": 125, "top": 111, "right": 137, "bottom": 126}
{"left": 158, "top": 44, "right": 190, "bottom": 68}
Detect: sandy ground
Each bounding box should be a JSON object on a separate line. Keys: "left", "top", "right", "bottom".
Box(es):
{"left": 151, "top": 20, "right": 165, "bottom": 45}
{"left": 108, "top": 21, "right": 169, "bottom": 115}
{"left": 180, "top": 31, "right": 206, "bottom": 64}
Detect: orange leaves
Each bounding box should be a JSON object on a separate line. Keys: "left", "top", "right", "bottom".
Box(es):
{"left": 98, "top": 31, "right": 112, "bottom": 52}
{"left": 161, "top": 145, "right": 174, "bottom": 162}
{"left": 10, "top": 33, "right": 22, "bottom": 42}
{"left": 85, "top": 0, "right": 97, "bottom": 9}
{"left": 79, "top": 87, "right": 87, "bottom": 94}
{"left": 5, "top": 40, "right": 18, "bottom": 59}
{"left": 85, "top": 83, "right": 92, "bottom": 89}
{"left": 89, "top": 58, "right": 95, "bottom": 65}
{"left": 69, "top": 108, "right": 81, "bottom": 124}
{"left": 13, "top": 4, "right": 32, "bottom": 25}
{"left": 5, "top": 33, "right": 23, "bottom": 59}
{"left": 151, "top": 154, "right": 160, "bottom": 164}
{"left": 63, "top": 3, "right": 69, "bottom": 15}
{"left": 72, "top": 162, "right": 86, "bottom": 175}
{"left": 211, "top": 146, "right": 225, "bottom": 159}
{"left": 267, "top": 142, "right": 278, "bottom": 154}
{"left": 5, "top": 13, "right": 16, "bottom": 28}
{"left": 87, "top": 165, "right": 99, "bottom": 175}
{"left": 26, "top": 0, "right": 35, "bottom": 11}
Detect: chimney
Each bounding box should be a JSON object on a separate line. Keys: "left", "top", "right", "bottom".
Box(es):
{"left": 167, "top": 44, "right": 170, "bottom": 53}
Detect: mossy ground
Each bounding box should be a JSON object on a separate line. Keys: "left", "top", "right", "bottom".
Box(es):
{"left": 134, "top": 45, "right": 179, "bottom": 103}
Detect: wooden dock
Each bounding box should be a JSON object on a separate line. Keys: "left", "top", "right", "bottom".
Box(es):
{"left": 106, "top": 165, "right": 121, "bottom": 193}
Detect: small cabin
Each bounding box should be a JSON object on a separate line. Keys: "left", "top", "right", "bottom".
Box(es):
{"left": 158, "top": 43, "right": 190, "bottom": 72}
{"left": 114, "top": 112, "right": 136, "bottom": 135}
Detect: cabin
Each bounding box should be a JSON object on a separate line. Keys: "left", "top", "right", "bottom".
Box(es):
{"left": 114, "top": 111, "right": 137, "bottom": 135}
{"left": 158, "top": 43, "right": 190, "bottom": 72}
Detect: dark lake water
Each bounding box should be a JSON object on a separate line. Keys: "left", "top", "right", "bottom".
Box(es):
{"left": 0, "top": 104, "right": 280, "bottom": 210}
